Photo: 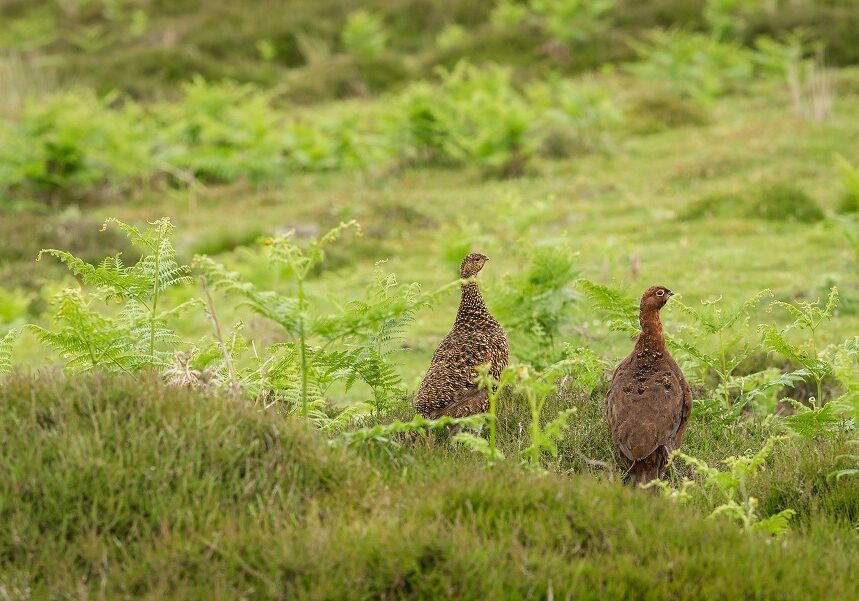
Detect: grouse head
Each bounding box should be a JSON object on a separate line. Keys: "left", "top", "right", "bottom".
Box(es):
{"left": 460, "top": 252, "right": 489, "bottom": 278}
{"left": 640, "top": 285, "right": 674, "bottom": 312}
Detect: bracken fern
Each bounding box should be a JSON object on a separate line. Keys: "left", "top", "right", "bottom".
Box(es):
{"left": 31, "top": 218, "right": 195, "bottom": 370}
{"left": 0, "top": 328, "right": 17, "bottom": 375}
{"left": 669, "top": 436, "right": 796, "bottom": 536}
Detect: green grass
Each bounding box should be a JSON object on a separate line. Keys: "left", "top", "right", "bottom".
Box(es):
{"left": 1, "top": 373, "right": 857, "bottom": 599}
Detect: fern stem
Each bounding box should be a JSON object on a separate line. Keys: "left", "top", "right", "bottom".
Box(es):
{"left": 201, "top": 277, "right": 238, "bottom": 395}
{"left": 488, "top": 388, "right": 498, "bottom": 460}
{"left": 149, "top": 226, "right": 162, "bottom": 361}
{"left": 297, "top": 277, "right": 308, "bottom": 417}
{"left": 527, "top": 389, "right": 542, "bottom": 466}
{"left": 719, "top": 330, "right": 730, "bottom": 408}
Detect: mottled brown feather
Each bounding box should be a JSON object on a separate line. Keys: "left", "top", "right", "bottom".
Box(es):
{"left": 413, "top": 253, "right": 509, "bottom": 418}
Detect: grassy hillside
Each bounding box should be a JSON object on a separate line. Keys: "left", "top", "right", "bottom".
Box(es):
{"left": 2, "top": 374, "right": 858, "bottom": 599}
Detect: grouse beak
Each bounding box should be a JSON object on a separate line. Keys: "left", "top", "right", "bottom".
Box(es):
{"left": 667, "top": 290, "right": 675, "bottom": 298}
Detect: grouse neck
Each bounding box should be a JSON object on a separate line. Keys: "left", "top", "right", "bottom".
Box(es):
{"left": 456, "top": 281, "right": 490, "bottom": 322}
{"left": 636, "top": 306, "right": 667, "bottom": 351}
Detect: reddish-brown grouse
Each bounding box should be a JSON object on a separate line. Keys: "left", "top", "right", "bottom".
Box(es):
{"left": 605, "top": 285, "right": 692, "bottom": 486}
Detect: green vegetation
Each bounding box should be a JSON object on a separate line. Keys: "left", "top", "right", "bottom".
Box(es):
{"left": 1, "top": 0, "right": 859, "bottom": 596}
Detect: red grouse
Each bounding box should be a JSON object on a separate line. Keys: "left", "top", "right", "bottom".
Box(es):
{"left": 605, "top": 285, "right": 692, "bottom": 486}
{"left": 413, "top": 253, "right": 509, "bottom": 419}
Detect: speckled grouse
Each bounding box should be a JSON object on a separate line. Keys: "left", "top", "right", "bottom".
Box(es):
{"left": 605, "top": 285, "right": 692, "bottom": 486}
{"left": 413, "top": 253, "right": 509, "bottom": 419}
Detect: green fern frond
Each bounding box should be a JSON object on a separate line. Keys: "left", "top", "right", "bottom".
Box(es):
{"left": 742, "top": 368, "right": 810, "bottom": 404}
{"left": 320, "top": 402, "right": 373, "bottom": 434}
{"left": 771, "top": 287, "right": 839, "bottom": 333}
{"left": 38, "top": 249, "right": 150, "bottom": 300}
{"left": 724, "top": 289, "right": 772, "bottom": 329}
{"left": 576, "top": 278, "right": 638, "bottom": 333}
{"left": 783, "top": 401, "right": 846, "bottom": 439}
{"left": 35, "top": 219, "right": 192, "bottom": 372}
{"left": 668, "top": 335, "right": 717, "bottom": 370}
{"left": 103, "top": 217, "right": 175, "bottom": 253}
{"left": 759, "top": 324, "right": 830, "bottom": 379}
{"left": 752, "top": 509, "right": 796, "bottom": 536}
{"left": 195, "top": 255, "right": 301, "bottom": 333}
{"left": 28, "top": 298, "right": 138, "bottom": 373}
{"left": 0, "top": 329, "right": 18, "bottom": 375}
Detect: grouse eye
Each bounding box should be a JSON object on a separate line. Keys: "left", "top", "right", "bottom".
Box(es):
{"left": 656, "top": 290, "right": 665, "bottom": 297}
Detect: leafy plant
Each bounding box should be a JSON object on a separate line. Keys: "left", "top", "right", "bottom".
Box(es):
{"left": 436, "top": 24, "right": 466, "bottom": 49}
{"left": 642, "top": 477, "right": 697, "bottom": 504}
{"left": 670, "top": 436, "right": 796, "bottom": 535}
{"left": 0, "top": 328, "right": 17, "bottom": 375}
{"left": 755, "top": 33, "right": 832, "bottom": 121}
{"left": 517, "top": 362, "right": 576, "bottom": 467}
{"left": 454, "top": 360, "right": 576, "bottom": 468}
{"left": 396, "top": 62, "right": 538, "bottom": 176}
{"left": 760, "top": 287, "right": 838, "bottom": 404}
{"left": 781, "top": 396, "right": 847, "bottom": 439}
{"left": 529, "top": 77, "right": 623, "bottom": 154}
{"left": 0, "top": 90, "right": 154, "bottom": 205}
{"left": 467, "top": 363, "right": 521, "bottom": 461}
{"left": 783, "top": 336, "right": 857, "bottom": 441}
{"left": 196, "top": 222, "right": 359, "bottom": 416}
{"left": 831, "top": 440, "right": 859, "bottom": 481}
{"left": 671, "top": 289, "right": 771, "bottom": 407}
{"left": 31, "top": 218, "right": 194, "bottom": 371}
{"left": 196, "top": 221, "right": 439, "bottom": 421}
{"left": 561, "top": 345, "right": 608, "bottom": 397}
{"left": 318, "top": 262, "right": 430, "bottom": 414}
{"left": 705, "top": 0, "right": 764, "bottom": 39}
{"left": 834, "top": 153, "right": 859, "bottom": 214}
{"left": 628, "top": 31, "right": 758, "bottom": 104}
{"left": 341, "top": 10, "right": 388, "bottom": 57}
{"left": 160, "top": 78, "right": 285, "bottom": 184}
{"left": 490, "top": 1, "right": 529, "bottom": 27}
{"left": 0, "top": 287, "right": 30, "bottom": 324}
{"left": 491, "top": 244, "right": 579, "bottom": 368}
{"left": 576, "top": 279, "right": 638, "bottom": 334}
{"left": 833, "top": 336, "right": 859, "bottom": 417}
{"left": 256, "top": 39, "right": 277, "bottom": 62}
{"left": 529, "top": 0, "right": 614, "bottom": 44}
